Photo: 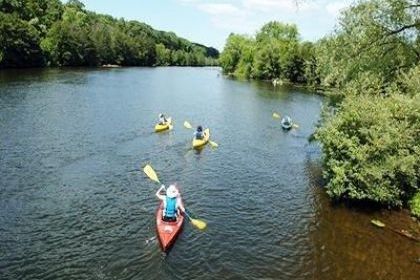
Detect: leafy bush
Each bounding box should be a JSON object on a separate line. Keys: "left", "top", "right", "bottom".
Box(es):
{"left": 316, "top": 69, "right": 420, "bottom": 207}
{"left": 409, "top": 192, "right": 420, "bottom": 217}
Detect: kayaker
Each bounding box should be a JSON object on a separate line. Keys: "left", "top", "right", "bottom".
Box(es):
{"left": 158, "top": 113, "right": 168, "bottom": 125}
{"left": 194, "top": 125, "right": 204, "bottom": 139}
{"left": 282, "top": 115, "right": 292, "bottom": 124}
{"left": 156, "top": 184, "right": 185, "bottom": 222}
{"left": 280, "top": 116, "right": 293, "bottom": 130}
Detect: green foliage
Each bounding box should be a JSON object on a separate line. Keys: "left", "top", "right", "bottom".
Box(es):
{"left": 253, "top": 43, "right": 281, "bottom": 80}
{"left": 315, "top": 0, "right": 419, "bottom": 89}
{"left": 256, "top": 21, "right": 298, "bottom": 43}
{"left": 0, "top": 11, "right": 44, "bottom": 67}
{"left": 301, "top": 42, "right": 319, "bottom": 85}
{"left": 219, "top": 33, "right": 252, "bottom": 75}
{"left": 234, "top": 41, "right": 255, "bottom": 78}
{"left": 316, "top": 89, "right": 419, "bottom": 206}
{"left": 409, "top": 192, "right": 420, "bottom": 217}
{"left": 155, "top": 43, "right": 171, "bottom": 66}
{"left": 0, "top": 0, "right": 218, "bottom": 68}
{"left": 311, "top": 0, "right": 420, "bottom": 210}
{"left": 220, "top": 21, "right": 309, "bottom": 82}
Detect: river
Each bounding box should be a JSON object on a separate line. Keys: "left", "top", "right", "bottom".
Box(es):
{"left": 0, "top": 67, "right": 418, "bottom": 279}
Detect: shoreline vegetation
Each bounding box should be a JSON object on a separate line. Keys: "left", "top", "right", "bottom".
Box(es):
{"left": 0, "top": 0, "right": 219, "bottom": 68}
{"left": 220, "top": 0, "right": 419, "bottom": 217}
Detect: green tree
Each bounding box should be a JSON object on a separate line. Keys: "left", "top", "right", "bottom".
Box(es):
{"left": 1, "top": 0, "right": 218, "bottom": 68}
{"left": 235, "top": 42, "right": 255, "bottom": 78}
{"left": 315, "top": 0, "right": 419, "bottom": 89}
{"left": 0, "top": 12, "right": 44, "bottom": 67}
{"left": 155, "top": 43, "right": 171, "bottom": 66}
{"left": 220, "top": 33, "right": 254, "bottom": 74}
{"left": 253, "top": 43, "right": 281, "bottom": 80}
{"left": 220, "top": 21, "right": 309, "bottom": 82}
{"left": 256, "top": 21, "right": 299, "bottom": 43}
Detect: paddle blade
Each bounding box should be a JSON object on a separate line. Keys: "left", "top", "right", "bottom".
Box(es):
{"left": 272, "top": 112, "right": 281, "bottom": 119}
{"left": 143, "top": 164, "right": 160, "bottom": 184}
{"left": 190, "top": 218, "right": 207, "bottom": 230}
{"left": 292, "top": 123, "right": 299, "bottom": 128}
{"left": 184, "top": 121, "right": 192, "bottom": 129}
{"left": 209, "top": 140, "right": 218, "bottom": 148}
{"left": 371, "top": 219, "right": 385, "bottom": 228}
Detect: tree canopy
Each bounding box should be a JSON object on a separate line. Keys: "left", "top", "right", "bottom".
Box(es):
{"left": 0, "top": 0, "right": 219, "bottom": 68}
{"left": 220, "top": 21, "right": 311, "bottom": 83}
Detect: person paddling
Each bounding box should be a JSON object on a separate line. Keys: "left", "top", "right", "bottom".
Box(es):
{"left": 156, "top": 184, "right": 185, "bottom": 222}
{"left": 194, "top": 125, "right": 205, "bottom": 139}
{"left": 158, "top": 113, "right": 168, "bottom": 125}
{"left": 281, "top": 115, "right": 293, "bottom": 129}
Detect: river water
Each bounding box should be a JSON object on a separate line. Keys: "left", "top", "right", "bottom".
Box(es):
{"left": 0, "top": 67, "right": 418, "bottom": 279}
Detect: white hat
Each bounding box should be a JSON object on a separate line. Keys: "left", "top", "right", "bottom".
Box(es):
{"left": 166, "top": 184, "right": 179, "bottom": 198}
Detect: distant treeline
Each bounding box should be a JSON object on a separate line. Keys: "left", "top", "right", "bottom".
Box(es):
{"left": 221, "top": 0, "right": 420, "bottom": 216}
{"left": 0, "top": 0, "right": 219, "bottom": 68}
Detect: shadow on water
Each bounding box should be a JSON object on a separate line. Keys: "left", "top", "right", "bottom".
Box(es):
{"left": 303, "top": 154, "right": 420, "bottom": 279}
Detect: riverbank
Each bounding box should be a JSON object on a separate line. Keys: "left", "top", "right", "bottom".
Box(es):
{"left": 219, "top": 0, "right": 420, "bottom": 218}
{"left": 224, "top": 73, "right": 326, "bottom": 96}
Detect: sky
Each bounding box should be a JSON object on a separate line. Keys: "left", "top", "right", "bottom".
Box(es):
{"left": 77, "top": 0, "right": 354, "bottom": 51}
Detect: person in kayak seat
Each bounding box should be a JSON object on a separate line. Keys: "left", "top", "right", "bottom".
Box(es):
{"left": 281, "top": 115, "right": 293, "bottom": 129}
{"left": 156, "top": 184, "right": 185, "bottom": 222}
{"left": 158, "top": 113, "right": 168, "bottom": 125}
{"left": 194, "top": 125, "right": 205, "bottom": 139}
{"left": 282, "top": 116, "right": 292, "bottom": 126}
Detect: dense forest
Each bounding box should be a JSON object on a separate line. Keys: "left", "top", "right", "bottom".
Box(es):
{"left": 0, "top": 0, "right": 219, "bottom": 68}
{"left": 220, "top": 0, "right": 419, "bottom": 216}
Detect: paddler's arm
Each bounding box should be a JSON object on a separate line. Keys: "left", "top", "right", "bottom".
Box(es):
{"left": 177, "top": 197, "right": 185, "bottom": 213}
{"left": 156, "top": 185, "right": 166, "bottom": 200}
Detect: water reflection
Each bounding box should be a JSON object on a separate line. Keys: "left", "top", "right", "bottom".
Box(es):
{"left": 305, "top": 161, "right": 419, "bottom": 279}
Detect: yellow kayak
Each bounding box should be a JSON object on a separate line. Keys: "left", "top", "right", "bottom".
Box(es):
{"left": 155, "top": 118, "right": 172, "bottom": 132}
{"left": 192, "top": 128, "right": 210, "bottom": 148}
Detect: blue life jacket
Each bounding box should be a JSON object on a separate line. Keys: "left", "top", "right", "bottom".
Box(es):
{"left": 165, "top": 197, "right": 177, "bottom": 218}
{"left": 195, "top": 131, "right": 204, "bottom": 139}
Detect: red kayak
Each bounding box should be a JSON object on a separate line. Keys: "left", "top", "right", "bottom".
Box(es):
{"left": 156, "top": 192, "right": 185, "bottom": 251}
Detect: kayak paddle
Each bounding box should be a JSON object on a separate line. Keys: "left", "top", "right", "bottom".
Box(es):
{"left": 371, "top": 219, "right": 419, "bottom": 242}
{"left": 184, "top": 121, "right": 192, "bottom": 129}
{"left": 272, "top": 112, "right": 281, "bottom": 119}
{"left": 371, "top": 219, "right": 385, "bottom": 227}
{"left": 209, "top": 140, "right": 219, "bottom": 148}
{"left": 143, "top": 164, "right": 207, "bottom": 230}
{"left": 184, "top": 210, "right": 207, "bottom": 230}
{"left": 143, "top": 164, "right": 160, "bottom": 184}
